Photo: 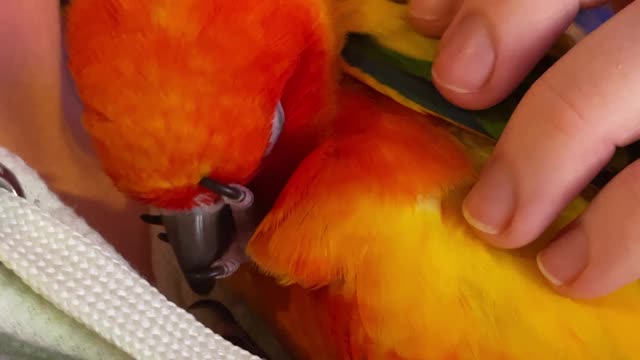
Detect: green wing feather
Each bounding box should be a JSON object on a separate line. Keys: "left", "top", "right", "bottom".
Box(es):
{"left": 340, "top": 32, "right": 639, "bottom": 190}
{"left": 341, "top": 33, "right": 557, "bottom": 140}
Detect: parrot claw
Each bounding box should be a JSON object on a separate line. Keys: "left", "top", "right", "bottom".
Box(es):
{"left": 207, "top": 239, "right": 250, "bottom": 279}
{"left": 187, "top": 227, "right": 251, "bottom": 281}
{"left": 206, "top": 261, "right": 240, "bottom": 279}
{"left": 141, "top": 182, "right": 259, "bottom": 292}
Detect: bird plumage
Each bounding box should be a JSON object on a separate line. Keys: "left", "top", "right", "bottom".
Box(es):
{"left": 240, "top": 79, "right": 640, "bottom": 359}
{"left": 65, "top": 0, "right": 338, "bottom": 209}
{"left": 64, "top": 1, "right": 640, "bottom": 359}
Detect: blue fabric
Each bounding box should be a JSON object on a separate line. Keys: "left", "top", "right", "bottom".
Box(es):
{"left": 575, "top": 6, "right": 614, "bottom": 33}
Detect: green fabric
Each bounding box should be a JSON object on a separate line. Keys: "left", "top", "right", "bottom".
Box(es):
{"left": 0, "top": 332, "right": 79, "bottom": 360}
{"left": 0, "top": 263, "right": 130, "bottom": 360}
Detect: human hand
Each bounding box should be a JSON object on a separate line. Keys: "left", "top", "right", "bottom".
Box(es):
{"left": 409, "top": 0, "right": 640, "bottom": 299}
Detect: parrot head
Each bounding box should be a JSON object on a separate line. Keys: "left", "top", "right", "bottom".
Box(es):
{"left": 64, "top": 0, "right": 337, "bottom": 293}
{"left": 65, "top": 0, "right": 336, "bottom": 209}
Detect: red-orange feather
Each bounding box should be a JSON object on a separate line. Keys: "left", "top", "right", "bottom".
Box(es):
{"left": 249, "top": 81, "right": 474, "bottom": 288}
{"left": 65, "top": 0, "right": 337, "bottom": 209}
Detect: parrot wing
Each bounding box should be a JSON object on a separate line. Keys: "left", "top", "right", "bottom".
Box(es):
{"left": 245, "top": 79, "right": 640, "bottom": 359}
{"left": 245, "top": 83, "right": 485, "bottom": 358}
{"left": 337, "top": 2, "right": 640, "bottom": 190}
{"left": 246, "top": 81, "right": 476, "bottom": 289}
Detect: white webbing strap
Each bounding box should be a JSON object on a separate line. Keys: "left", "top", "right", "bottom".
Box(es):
{"left": 0, "top": 148, "right": 261, "bottom": 360}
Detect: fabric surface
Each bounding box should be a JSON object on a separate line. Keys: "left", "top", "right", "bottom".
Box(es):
{"left": 0, "top": 147, "right": 260, "bottom": 359}
{"left": 0, "top": 147, "right": 130, "bottom": 359}
{"left": 0, "top": 261, "right": 127, "bottom": 360}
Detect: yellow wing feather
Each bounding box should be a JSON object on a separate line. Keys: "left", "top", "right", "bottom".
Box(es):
{"left": 245, "top": 82, "right": 640, "bottom": 359}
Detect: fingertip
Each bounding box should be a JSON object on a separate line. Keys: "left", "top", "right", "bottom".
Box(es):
{"left": 430, "top": 12, "right": 510, "bottom": 110}
{"left": 538, "top": 160, "right": 640, "bottom": 300}
{"left": 462, "top": 202, "right": 500, "bottom": 235}
{"left": 430, "top": 0, "right": 579, "bottom": 110}
{"left": 536, "top": 221, "right": 589, "bottom": 287}
{"left": 461, "top": 157, "right": 527, "bottom": 249}
{"left": 431, "top": 13, "right": 496, "bottom": 92}
{"left": 536, "top": 231, "right": 603, "bottom": 300}
{"left": 536, "top": 252, "right": 565, "bottom": 287}
{"left": 408, "top": 15, "right": 449, "bottom": 38}
{"left": 431, "top": 70, "right": 498, "bottom": 110}
{"left": 408, "top": 0, "right": 459, "bottom": 38}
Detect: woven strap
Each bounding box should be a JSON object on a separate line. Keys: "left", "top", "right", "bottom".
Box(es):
{"left": 0, "top": 148, "right": 260, "bottom": 360}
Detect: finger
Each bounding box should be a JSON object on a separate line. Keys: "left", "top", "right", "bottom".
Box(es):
{"left": 537, "top": 159, "right": 640, "bottom": 299}
{"left": 611, "top": 0, "right": 634, "bottom": 12}
{"left": 462, "top": 2, "right": 640, "bottom": 247}
{"left": 580, "top": 0, "right": 612, "bottom": 6}
{"left": 431, "top": 0, "right": 604, "bottom": 110}
{"left": 408, "top": 0, "right": 462, "bottom": 38}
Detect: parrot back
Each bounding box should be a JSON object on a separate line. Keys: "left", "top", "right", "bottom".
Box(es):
{"left": 237, "top": 78, "right": 640, "bottom": 360}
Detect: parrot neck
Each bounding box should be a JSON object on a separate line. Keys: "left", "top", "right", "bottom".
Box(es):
{"left": 251, "top": 2, "right": 341, "bottom": 205}
{"left": 279, "top": 46, "right": 338, "bottom": 144}
{"left": 278, "top": 0, "right": 342, "bottom": 143}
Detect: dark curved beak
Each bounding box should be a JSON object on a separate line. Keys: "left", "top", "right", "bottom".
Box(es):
{"left": 150, "top": 204, "right": 235, "bottom": 295}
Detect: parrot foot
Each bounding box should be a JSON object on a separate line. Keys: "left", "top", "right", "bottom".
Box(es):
{"left": 209, "top": 239, "right": 250, "bottom": 278}
{"left": 190, "top": 239, "right": 250, "bottom": 280}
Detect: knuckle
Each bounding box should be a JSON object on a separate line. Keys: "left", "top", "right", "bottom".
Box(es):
{"left": 528, "top": 76, "right": 595, "bottom": 141}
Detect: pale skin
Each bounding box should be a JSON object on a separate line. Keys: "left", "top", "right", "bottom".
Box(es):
{"left": 409, "top": 0, "right": 640, "bottom": 299}
{"left": 3, "top": 1, "right": 638, "bottom": 299}
{"left": 0, "top": 1, "right": 153, "bottom": 281}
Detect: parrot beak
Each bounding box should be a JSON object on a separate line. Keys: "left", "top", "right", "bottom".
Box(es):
{"left": 141, "top": 178, "right": 258, "bottom": 295}
{"left": 143, "top": 202, "right": 235, "bottom": 295}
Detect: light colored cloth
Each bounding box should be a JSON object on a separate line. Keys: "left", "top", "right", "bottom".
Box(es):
{"left": 0, "top": 147, "right": 260, "bottom": 360}
{"left": 150, "top": 229, "right": 293, "bottom": 360}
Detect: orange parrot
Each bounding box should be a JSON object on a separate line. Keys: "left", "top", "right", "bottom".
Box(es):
{"left": 64, "top": 0, "right": 342, "bottom": 295}
{"left": 63, "top": 0, "right": 640, "bottom": 359}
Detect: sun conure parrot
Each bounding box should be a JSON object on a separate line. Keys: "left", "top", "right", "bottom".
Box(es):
{"left": 62, "top": 0, "right": 640, "bottom": 359}
{"left": 58, "top": 0, "right": 458, "bottom": 296}
{"left": 62, "top": 0, "right": 348, "bottom": 295}
{"left": 60, "top": 0, "right": 604, "bottom": 295}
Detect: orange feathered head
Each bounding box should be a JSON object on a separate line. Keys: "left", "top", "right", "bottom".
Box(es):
{"left": 64, "top": 0, "right": 336, "bottom": 210}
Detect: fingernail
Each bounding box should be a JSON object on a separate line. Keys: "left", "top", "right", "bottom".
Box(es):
{"left": 462, "top": 160, "right": 515, "bottom": 235}
{"left": 537, "top": 224, "right": 588, "bottom": 286}
{"left": 432, "top": 14, "right": 495, "bottom": 93}
{"left": 410, "top": 0, "right": 450, "bottom": 20}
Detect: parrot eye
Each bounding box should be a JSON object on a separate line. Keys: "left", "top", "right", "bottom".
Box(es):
{"left": 264, "top": 101, "right": 285, "bottom": 158}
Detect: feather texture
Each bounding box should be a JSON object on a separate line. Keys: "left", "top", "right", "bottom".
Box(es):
{"left": 64, "top": 1, "right": 640, "bottom": 358}
{"left": 241, "top": 80, "right": 640, "bottom": 359}
{"left": 64, "top": 0, "right": 337, "bottom": 209}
